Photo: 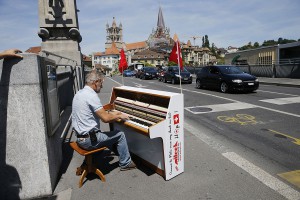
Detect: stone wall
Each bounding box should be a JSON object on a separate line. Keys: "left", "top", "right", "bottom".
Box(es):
{"left": 0, "top": 53, "right": 70, "bottom": 199}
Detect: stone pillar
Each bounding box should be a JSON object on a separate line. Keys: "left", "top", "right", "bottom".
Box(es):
{"left": 0, "top": 54, "right": 65, "bottom": 199}
{"left": 38, "top": 0, "right": 82, "bottom": 65}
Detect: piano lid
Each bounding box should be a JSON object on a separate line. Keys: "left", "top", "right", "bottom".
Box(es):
{"left": 112, "top": 86, "right": 177, "bottom": 108}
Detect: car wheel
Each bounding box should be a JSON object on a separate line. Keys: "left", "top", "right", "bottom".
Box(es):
{"left": 171, "top": 78, "right": 176, "bottom": 84}
{"left": 220, "top": 82, "right": 229, "bottom": 93}
{"left": 196, "top": 80, "right": 202, "bottom": 89}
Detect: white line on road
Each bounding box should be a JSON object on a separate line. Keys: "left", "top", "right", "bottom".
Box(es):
{"left": 185, "top": 122, "right": 300, "bottom": 200}
{"left": 223, "top": 152, "right": 300, "bottom": 200}
{"left": 257, "top": 89, "right": 299, "bottom": 97}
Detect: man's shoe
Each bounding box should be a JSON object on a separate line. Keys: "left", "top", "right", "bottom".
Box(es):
{"left": 120, "top": 161, "right": 136, "bottom": 171}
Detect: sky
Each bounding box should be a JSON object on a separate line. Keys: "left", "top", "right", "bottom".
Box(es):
{"left": 0, "top": 0, "right": 299, "bottom": 56}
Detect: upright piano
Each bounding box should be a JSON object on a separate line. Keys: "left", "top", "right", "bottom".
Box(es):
{"left": 104, "top": 86, "right": 184, "bottom": 180}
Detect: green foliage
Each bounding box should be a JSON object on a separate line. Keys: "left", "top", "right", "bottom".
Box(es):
{"left": 238, "top": 38, "right": 297, "bottom": 50}
{"left": 202, "top": 35, "right": 210, "bottom": 48}
{"left": 167, "top": 61, "right": 178, "bottom": 66}
{"left": 140, "top": 61, "right": 154, "bottom": 67}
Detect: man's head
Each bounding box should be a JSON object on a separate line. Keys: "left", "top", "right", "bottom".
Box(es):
{"left": 85, "top": 70, "right": 104, "bottom": 93}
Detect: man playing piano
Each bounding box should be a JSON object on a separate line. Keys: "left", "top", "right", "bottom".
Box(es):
{"left": 71, "top": 70, "right": 136, "bottom": 171}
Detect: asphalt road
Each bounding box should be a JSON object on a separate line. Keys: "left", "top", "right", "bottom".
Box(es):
{"left": 52, "top": 75, "right": 300, "bottom": 200}
{"left": 111, "top": 75, "right": 300, "bottom": 194}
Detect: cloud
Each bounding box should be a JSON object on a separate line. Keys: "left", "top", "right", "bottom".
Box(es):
{"left": 0, "top": 0, "right": 299, "bottom": 55}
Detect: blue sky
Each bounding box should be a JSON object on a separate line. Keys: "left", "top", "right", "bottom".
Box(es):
{"left": 0, "top": 0, "right": 299, "bottom": 55}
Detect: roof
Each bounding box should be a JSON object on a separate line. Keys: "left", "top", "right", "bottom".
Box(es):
{"left": 94, "top": 52, "right": 104, "bottom": 56}
{"left": 126, "top": 41, "right": 147, "bottom": 50}
{"left": 131, "top": 49, "right": 164, "bottom": 59}
{"left": 82, "top": 54, "right": 92, "bottom": 62}
{"left": 25, "top": 46, "right": 41, "bottom": 54}
{"left": 105, "top": 42, "right": 120, "bottom": 55}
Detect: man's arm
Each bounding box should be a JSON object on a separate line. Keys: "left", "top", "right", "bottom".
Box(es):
{"left": 95, "top": 108, "right": 129, "bottom": 123}
{"left": 0, "top": 49, "right": 23, "bottom": 59}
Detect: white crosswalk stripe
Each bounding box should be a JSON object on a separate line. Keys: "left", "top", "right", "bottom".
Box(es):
{"left": 260, "top": 96, "right": 300, "bottom": 105}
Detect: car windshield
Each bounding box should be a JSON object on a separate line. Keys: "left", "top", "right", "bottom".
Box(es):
{"left": 171, "top": 67, "right": 188, "bottom": 73}
{"left": 218, "top": 66, "right": 244, "bottom": 74}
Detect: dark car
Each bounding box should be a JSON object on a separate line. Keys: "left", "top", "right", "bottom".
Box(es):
{"left": 139, "top": 67, "right": 158, "bottom": 80}
{"left": 123, "top": 69, "right": 134, "bottom": 77}
{"left": 196, "top": 65, "right": 259, "bottom": 93}
{"left": 163, "top": 66, "right": 192, "bottom": 84}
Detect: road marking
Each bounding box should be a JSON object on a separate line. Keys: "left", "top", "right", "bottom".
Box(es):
{"left": 168, "top": 85, "right": 300, "bottom": 118}
{"left": 267, "top": 129, "right": 300, "bottom": 146}
{"left": 260, "top": 96, "right": 300, "bottom": 105}
{"left": 257, "top": 89, "right": 299, "bottom": 97}
{"left": 185, "top": 121, "right": 300, "bottom": 200}
{"left": 217, "top": 114, "right": 257, "bottom": 125}
{"left": 185, "top": 102, "right": 257, "bottom": 114}
{"left": 278, "top": 170, "right": 300, "bottom": 189}
{"left": 107, "top": 77, "right": 122, "bottom": 85}
{"left": 223, "top": 152, "right": 300, "bottom": 200}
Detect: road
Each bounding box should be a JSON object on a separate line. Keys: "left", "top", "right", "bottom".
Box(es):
{"left": 109, "top": 75, "right": 300, "bottom": 195}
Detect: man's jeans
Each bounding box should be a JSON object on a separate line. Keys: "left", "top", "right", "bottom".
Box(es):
{"left": 77, "top": 130, "right": 132, "bottom": 168}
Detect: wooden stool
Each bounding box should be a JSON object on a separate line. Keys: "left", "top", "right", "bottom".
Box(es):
{"left": 70, "top": 142, "right": 107, "bottom": 188}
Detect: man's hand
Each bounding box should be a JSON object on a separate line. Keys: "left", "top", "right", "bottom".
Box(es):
{"left": 118, "top": 113, "right": 129, "bottom": 122}
{"left": 0, "top": 49, "right": 23, "bottom": 59}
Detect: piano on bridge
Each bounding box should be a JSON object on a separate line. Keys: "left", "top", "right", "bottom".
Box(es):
{"left": 104, "top": 86, "right": 184, "bottom": 180}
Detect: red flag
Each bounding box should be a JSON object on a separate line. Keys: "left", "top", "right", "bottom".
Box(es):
{"left": 169, "top": 40, "right": 183, "bottom": 70}
{"left": 119, "top": 48, "right": 128, "bottom": 73}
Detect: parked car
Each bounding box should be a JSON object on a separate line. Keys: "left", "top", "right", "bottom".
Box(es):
{"left": 196, "top": 65, "right": 259, "bottom": 93}
{"left": 163, "top": 66, "right": 192, "bottom": 84}
{"left": 123, "top": 69, "right": 134, "bottom": 77}
{"left": 139, "top": 67, "right": 158, "bottom": 80}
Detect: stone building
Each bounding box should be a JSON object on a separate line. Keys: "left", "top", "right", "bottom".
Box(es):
{"left": 105, "top": 17, "right": 124, "bottom": 51}
{"left": 147, "top": 6, "right": 174, "bottom": 52}
{"left": 131, "top": 49, "right": 167, "bottom": 67}
{"left": 93, "top": 42, "right": 120, "bottom": 74}
{"left": 181, "top": 40, "right": 216, "bottom": 66}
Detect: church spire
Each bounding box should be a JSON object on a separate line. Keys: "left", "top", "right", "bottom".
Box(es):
{"left": 157, "top": 6, "right": 165, "bottom": 29}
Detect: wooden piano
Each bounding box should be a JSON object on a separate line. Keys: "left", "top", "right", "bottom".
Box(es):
{"left": 104, "top": 86, "right": 184, "bottom": 180}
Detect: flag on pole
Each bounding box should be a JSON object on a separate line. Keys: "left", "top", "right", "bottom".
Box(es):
{"left": 169, "top": 40, "right": 183, "bottom": 70}
{"left": 119, "top": 48, "right": 128, "bottom": 73}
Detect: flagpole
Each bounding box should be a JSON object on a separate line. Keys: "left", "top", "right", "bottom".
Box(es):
{"left": 176, "top": 41, "right": 182, "bottom": 94}
{"left": 122, "top": 68, "right": 124, "bottom": 86}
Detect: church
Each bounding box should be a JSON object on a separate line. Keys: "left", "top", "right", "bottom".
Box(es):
{"left": 92, "top": 6, "right": 215, "bottom": 73}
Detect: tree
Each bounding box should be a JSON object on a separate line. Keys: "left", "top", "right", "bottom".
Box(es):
{"left": 204, "top": 35, "right": 210, "bottom": 48}
{"left": 253, "top": 42, "right": 259, "bottom": 48}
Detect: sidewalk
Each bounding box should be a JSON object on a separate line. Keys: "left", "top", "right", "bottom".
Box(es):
{"left": 258, "top": 77, "right": 300, "bottom": 87}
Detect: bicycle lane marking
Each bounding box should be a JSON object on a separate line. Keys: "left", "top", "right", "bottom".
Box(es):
{"left": 184, "top": 121, "right": 300, "bottom": 200}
